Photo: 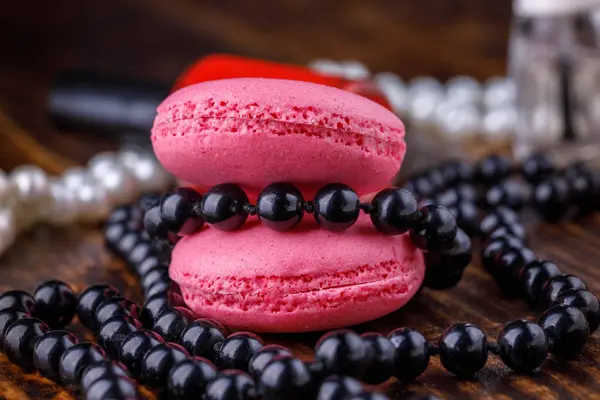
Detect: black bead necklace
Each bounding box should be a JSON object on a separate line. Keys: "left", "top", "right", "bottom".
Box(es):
{"left": 1, "top": 153, "right": 599, "bottom": 400}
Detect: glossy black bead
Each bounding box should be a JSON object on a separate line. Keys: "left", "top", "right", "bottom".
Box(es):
{"left": 521, "top": 153, "right": 554, "bottom": 184}
{"left": 180, "top": 319, "right": 228, "bottom": 359}
{"left": 33, "top": 280, "right": 77, "bottom": 328}
{"left": 447, "top": 201, "right": 479, "bottom": 237}
{"left": 248, "top": 345, "right": 293, "bottom": 379}
{"left": 487, "top": 222, "right": 527, "bottom": 242}
{"left": 118, "top": 329, "right": 164, "bottom": 378}
{"left": 33, "top": 330, "right": 79, "bottom": 382}
{"left": 200, "top": 183, "right": 249, "bottom": 231}
{"left": 542, "top": 275, "right": 587, "bottom": 309}
{"left": 257, "top": 182, "right": 304, "bottom": 232}
{"left": 435, "top": 189, "right": 459, "bottom": 208}
{"left": 142, "top": 342, "right": 190, "bottom": 388}
{"left": 474, "top": 154, "right": 512, "bottom": 185}
{"left": 144, "top": 205, "right": 168, "bottom": 238}
{"left": 115, "top": 230, "right": 143, "bottom": 259}
{"left": 167, "top": 357, "right": 218, "bottom": 400}
{"left": 440, "top": 160, "right": 473, "bottom": 185}
{"left": 0, "top": 290, "right": 36, "bottom": 314}
{"left": 439, "top": 323, "right": 488, "bottom": 377}
{"left": 84, "top": 376, "right": 139, "bottom": 400}
{"left": 489, "top": 247, "right": 536, "bottom": 296}
{"left": 2, "top": 317, "right": 49, "bottom": 370}
{"left": 533, "top": 176, "right": 571, "bottom": 222}
{"left": 479, "top": 211, "right": 520, "bottom": 238}
{"left": 80, "top": 360, "right": 130, "bottom": 393}
{"left": 315, "top": 375, "right": 364, "bottom": 400}
{"left": 360, "top": 332, "right": 394, "bottom": 384}
{"left": 481, "top": 235, "right": 525, "bottom": 271}
{"left": 136, "top": 255, "right": 163, "bottom": 277}
{"left": 204, "top": 370, "right": 258, "bottom": 400}
{"left": 313, "top": 183, "right": 360, "bottom": 231}
{"left": 427, "top": 169, "right": 446, "bottom": 192}
{"left": 0, "top": 308, "right": 27, "bottom": 350}
{"left": 410, "top": 205, "right": 458, "bottom": 251}
{"left": 387, "top": 328, "right": 429, "bottom": 380}
{"left": 215, "top": 331, "right": 264, "bottom": 371}
{"left": 98, "top": 315, "right": 142, "bottom": 359}
{"left": 152, "top": 237, "right": 173, "bottom": 264}
{"left": 126, "top": 239, "right": 154, "bottom": 267}
{"left": 145, "top": 279, "right": 171, "bottom": 298}
{"left": 568, "top": 171, "right": 595, "bottom": 214}
{"left": 497, "top": 320, "right": 548, "bottom": 373}
{"left": 370, "top": 188, "right": 420, "bottom": 234}
{"left": 485, "top": 179, "right": 531, "bottom": 210}
{"left": 314, "top": 329, "right": 368, "bottom": 378}
{"left": 258, "top": 355, "right": 314, "bottom": 400}
{"left": 518, "top": 260, "right": 562, "bottom": 308}
{"left": 59, "top": 342, "right": 107, "bottom": 385}
{"left": 424, "top": 229, "right": 472, "bottom": 290}
{"left": 409, "top": 174, "right": 435, "bottom": 199}
{"left": 103, "top": 222, "right": 129, "bottom": 253}
{"left": 139, "top": 193, "right": 161, "bottom": 212}
{"left": 95, "top": 298, "right": 140, "bottom": 330}
{"left": 140, "top": 266, "right": 169, "bottom": 291}
{"left": 153, "top": 307, "right": 190, "bottom": 343}
{"left": 539, "top": 305, "right": 590, "bottom": 360}
{"left": 555, "top": 289, "right": 600, "bottom": 333}
{"left": 141, "top": 293, "right": 169, "bottom": 328}
{"left": 76, "top": 285, "right": 121, "bottom": 331}
{"left": 107, "top": 204, "right": 144, "bottom": 226}
{"left": 161, "top": 187, "right": 205, "bottom": 235}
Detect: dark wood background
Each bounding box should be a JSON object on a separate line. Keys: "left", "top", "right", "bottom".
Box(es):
{"left": 3, "top": 1, "right": 600, "bottom": 399}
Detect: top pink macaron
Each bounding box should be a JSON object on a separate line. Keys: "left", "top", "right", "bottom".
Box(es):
{"left": 151, "top": 78, "right": 406, "bottom": 196}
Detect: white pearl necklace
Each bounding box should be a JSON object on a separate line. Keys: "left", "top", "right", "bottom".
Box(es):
{"left": 308, "top": 59, "right": 517, "bottom": 140}
{"left": 0, "top": 147, "right": 174, "bottom": 257}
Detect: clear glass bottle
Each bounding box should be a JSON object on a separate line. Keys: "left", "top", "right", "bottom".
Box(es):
{"left": 510, "top": 0, "right": 600, "bottom": 166}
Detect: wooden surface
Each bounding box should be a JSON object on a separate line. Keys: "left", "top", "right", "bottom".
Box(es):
{"left": 2, "top": 1, "right": 600, "bottom": 399}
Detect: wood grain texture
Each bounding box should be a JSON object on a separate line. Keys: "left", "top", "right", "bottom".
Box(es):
{"left": 3, "top": 1, "right": 600, "bottom": 399}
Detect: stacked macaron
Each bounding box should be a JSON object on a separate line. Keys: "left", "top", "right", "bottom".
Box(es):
{"left": 151, "top": 78, "right": 425, "bottom": 333}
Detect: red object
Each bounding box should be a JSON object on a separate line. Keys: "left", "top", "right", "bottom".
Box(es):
{"left": 173, "top": 54, "right": 391, "bottom": 109}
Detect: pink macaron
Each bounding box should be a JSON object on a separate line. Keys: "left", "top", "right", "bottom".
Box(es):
{"left": 151, "top": 78, "right": 406, "bottom": 197}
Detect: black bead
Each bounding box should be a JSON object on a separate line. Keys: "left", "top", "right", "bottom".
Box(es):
{"left": 152, "top": 237, "right": 173, "bottom": 264}
{"left": 0, "top": 308, "right": 27, "bottom": 350}
{"left": 440, "top": 160, "right": 473, "bottom": 185}
{"left": 215, "top": 332, "right": 264, "bottom": 371}
{"left": 77, "top": 285, "right": 121, "bottom": 331}
{"left": 145, "top": 279, "right": 171, "bottom": 298}
{"left": 479, "top": 211, "right": 520, "bottom": 238}
{"left": 118, "top": 329, "right": 164, "bottom": 378}
{"left": 84, "top": 376, "right": 139, "bottom": 400}
{"left": 569, "top": 172, "right": 595, "bottom": 214}
{"left": 474, "top": 154, "right": 512, "bottom": 185}
{"left": 167, "top": 357, "right": 218, "bottom": 400}
{"left": 0, "top": 290, "right": 36, "bottom": 314}
{"left": 115, "top": 230, "right": 143, "bottom": 259}
{"left": 160, "top": 187, "right": 205, "bottom": 235}
{"left": 33, "top": 280, "right": 77, "bottom": 329}
{"left": 103, "top": 222, "right": 129, "bottom": 253}
{"left": 521, "top": 153, "right": 554, "bottom": 184}
{"left": 447, "top": 202, "right": 479, "bottom": 237}
{"left": 80, "top": 360, "right": 130, "bottom": 393}
{"left": 126, "top": 239, "right": 154, "bottom": 267}
{"left": 410, "top": 205, "right": 458, "bottom": 251}
{"left": 424, "top": 229, "right": 472, "bottom": 290}
{"left": 248, "top": 344, "right": 293, "bottom": 380}
{"left": 180, "top": 319, "right": 228, "bottom": 360}
{"left": 360, "top": 332, "right": 394, "bottom": 384}
{"left": 136, "top": 255, "right": 164, "bottom": 277}
{"left": 33, "top": 330, "right": 79, "bottom": 382}
{"left": 455, "top": 184, "right": 480, "bottom": 204}
{"left": 153, "top": 307, "right": 190, "bottom": 343}
{"left": 518, "top": 260, "right": 562, "bottom": 308}
{"left": 387, "top": 328, "right": 429, "bottom": 380}
{"left": 257, "top": 182, "right": 305, "bottom": 232}
{"left": 204, "top": 370, "right": 258, "bottom": 400}
{"left": 481, "top": 235, "right": 524, "bottom": 271}
{"left": 409, "top": 174, "right": 435, "bottom": 199}
{"left": 141, "top": 293, "right": 169, "bottom": 328}
{"left": 98, "top": 315, "right": 142, "bottom": 359}
{"left": 489, "top": 247, "right": 536, "bottom": 296}
{"left": 485, "top": 180, "right": 531, "bottom": 210}
{"left": 427, "top": 169, "right": 446, "bottom": 192}
{"left": 497, "top": 320, "right": 548, "bottom": 373}
{"left": 258, "top": 355, "right": 315, "bottom": 400}
{"left": 315, "top": 375, "right": 364, "bottom": 400}
{"left": 107, "top": 204, "right": 144, "bottom": 227}
{"left": 139, "top": 193, "right": 161, "bottom": 212}
{"left": 314, "top": 329, "right": 368, "bottom": 379}
{"left": 59, "top": 342, "right": 107, "bottom": 386}
{"left": 435, "top": 189, "right": 459, "bottom": 208}
{"left": 542, "top": 275, "right": 587, "bottom": 309}
{"left": 370, "top": 188, "right": 420, "bottom": 234}
{"left": 200, "top": 183, "right": 250, "bottom": 231}
{"left": 539, "top": 305, "right": 590, "bottom": 360}
{"left": 313, "top": 183, "right": 361, "bottom": 231}
{"left": 141, "top": 266, "right": 169, "bottom": 292}
{"left": 144, "top": 205, "right": 168, "bottom": 239}
{"left": 487, "top": 222, "right": 527, "bottom": 242}
{"left": 533, "top": 176, "right": 571, "bottom": 222}
{"left": 554, "top": 289, "right": 600, "bottom": 333}
{"left": 95, "top": 297, "right": 141, "bottom": 330}
{"left": 347, "top": 393, "right": 391, "bottom": 400}
{"left": 2, "top": 317, "right": 49, "bottom": 370}
{"left": 439, "top": 323, "right": 488, "bottom": 377}
{"left": 141, "top": 342, "right": 190, "bottom": 388}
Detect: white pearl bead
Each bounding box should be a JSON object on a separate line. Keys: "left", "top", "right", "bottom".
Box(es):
{"left": 483, "top": 77, "right": 516, "bottom": 110}
{"left": 87, "top": 152, "right": 121, "bottom": 179}
{"left": 374, "top": 72, "right": 408, "bottom": 114}
{"left": 340, "top": 60, "right": 370, "bottom": 80}
{"left": 437, "top": 105, "right": 481, "bottom": 138}
{"left": 306, "top": 59, "right": 347, "bottom": 77}
{"left": 41, "top": 180, "right": 80, "bottom": 226}
{"left": 95, "top": 164, "right": 139, "bottom": 205}
{"left": 407, "top": 77, "right": 444, "bottom": 99}
{"left": 118, "top": 146, "right": 145, "bottom": 171}
{"left": 74, "top": 180, "right": 111, "bottom": 222}
{"left": 408, "top": 92, "right": 443, "bottom": 125}
{"left": 62, "top": 166, "right": 93, "bottom": 190}
{"left": 446, "top": 76, "right": 482, "bottom": 105}
{"left": 0, "top": 208, "right": 16, "bottom": 255}
{"left": 125, "top": 152, "right": 173, "bottom": 192}
{"left": 482, "top": 107, "right": 517, "bottom": 139}
{"left": 0, "top": 170, "right": 17, "bottom": 207}
{"left": 9, "top": 165, "right": 51, "bottom": 225}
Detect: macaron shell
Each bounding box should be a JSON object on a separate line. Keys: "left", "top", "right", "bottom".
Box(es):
{"left": 152, "top": 78, "right": 406, "bottom": 196}
{"left": 170, "top": 216, "right": 425, "bottom": 333}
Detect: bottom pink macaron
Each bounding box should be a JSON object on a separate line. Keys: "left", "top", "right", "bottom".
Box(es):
{"left": 169, "top": 216, "right": 425, "bottom": 333}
